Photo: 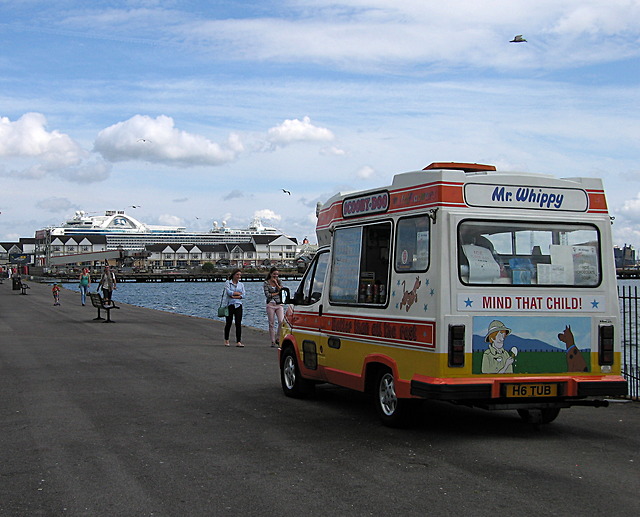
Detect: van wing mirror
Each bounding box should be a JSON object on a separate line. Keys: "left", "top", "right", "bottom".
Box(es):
{"left": 281, "top": 287, "right": 291, "bottom": 304}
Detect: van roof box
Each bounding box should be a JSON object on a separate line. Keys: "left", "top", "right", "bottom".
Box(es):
{"left": 423, "top": 162, "right": 496, "bottom": 172}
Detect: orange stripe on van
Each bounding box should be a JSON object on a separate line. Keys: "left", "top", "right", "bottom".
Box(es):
{"left": 390, "top": 182, "right": 465, "bottom": 212}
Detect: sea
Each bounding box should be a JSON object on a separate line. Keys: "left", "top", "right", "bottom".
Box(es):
{"left": 63, "top": 280, "right": 300, "bottom": 332}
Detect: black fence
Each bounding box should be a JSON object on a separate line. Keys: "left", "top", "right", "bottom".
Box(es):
{"left": 618, "top": 285, "right": 640, "bottom": 399}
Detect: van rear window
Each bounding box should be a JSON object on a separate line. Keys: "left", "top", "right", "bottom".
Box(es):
{"left": 458, "top": 220, "right": 601, "bottom": 287}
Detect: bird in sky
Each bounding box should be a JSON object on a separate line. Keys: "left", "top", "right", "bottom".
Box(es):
{"left": 510, "top": 35, "right": 527, "bottom": 43}
{"left": 129, "top": 205, "right": 141, "bottom": 209}
{"left": 282, "top": 189, "right": 291, "bottom": 195}
{"left": 137, "top": 138, "right": 151, "bottom": 143}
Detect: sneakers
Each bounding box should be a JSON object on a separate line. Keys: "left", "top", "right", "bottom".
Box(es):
{"left": 224, "top": 340, "right": 230, "bottom": 347}
{"left": 236, "top": 343, "right": 244, "bottom": 347}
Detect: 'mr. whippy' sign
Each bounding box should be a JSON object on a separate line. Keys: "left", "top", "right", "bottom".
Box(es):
{"left": 464, "top": 184, "right": 588, "bottom": 211}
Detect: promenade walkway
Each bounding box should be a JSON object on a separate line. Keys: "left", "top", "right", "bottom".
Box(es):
{"left": 1, "top": 281, "right": 639, "bottom": 517}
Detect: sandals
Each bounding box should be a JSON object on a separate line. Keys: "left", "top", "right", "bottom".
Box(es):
{"left": 236, "top": 343, "right": 244, "bottom": 347}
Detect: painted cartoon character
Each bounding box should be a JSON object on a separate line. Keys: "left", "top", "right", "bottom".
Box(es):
{"left": 558, "top": 325, "right": 589, "bottom": 372}
{"left": 482, "top": 320, "right": 518, "bottom": 374}
{"left": 400, "top": 276, "right": 421, "bottom": 312}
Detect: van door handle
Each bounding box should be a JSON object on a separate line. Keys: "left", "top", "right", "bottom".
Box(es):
{"left": 319, "top": 303, "right": 323, "bottom": 317}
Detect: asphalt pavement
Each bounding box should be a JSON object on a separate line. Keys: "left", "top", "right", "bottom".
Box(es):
{"left": 1, "top": 280, "right": 639, "bottom": 516}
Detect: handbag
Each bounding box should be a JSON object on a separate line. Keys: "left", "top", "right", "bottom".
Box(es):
{"left": 217, "top": 284, "right": 229, "bottom": 318}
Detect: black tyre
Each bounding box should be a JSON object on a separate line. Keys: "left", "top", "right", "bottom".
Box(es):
{"left": 280, "top": 348, "right": 314, "bottom": 398}
{"left": 517, "top": 407, "right": 561, "bottom": 424}
{"left": 374, "top": 369, "right": 415, "bottom": 428}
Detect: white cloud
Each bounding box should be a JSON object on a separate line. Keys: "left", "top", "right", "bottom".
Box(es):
{"left": 94, "top": 114, "right": 244, "bottom": 166}
{"left": 182, "top": 1, "right": 640, "bottom": 71}
{"left": 266, "top": 116, "right": 334, "bottom": 147}
{"left": 0, "top": 113, "right": 109, "bottom": 183}
{"left": 356, "top": 165, "right": 375, "bottom": 179}
{"left": 224, "top": 189, "right": 245, "bottom": 201}
{"left": 0, "top": 113, "right": 82, "bottom": 162}
{"left": 157, "top": 214, "right": 184, "bottom": 226}
{"left": 253, "top": 209, "right": 282, "bottom": 222}
{"left": 321, "top": 145, "right": 347, "bottom": 156}
{"left": 35, "top": 197, "right": 77, "bottom": 213}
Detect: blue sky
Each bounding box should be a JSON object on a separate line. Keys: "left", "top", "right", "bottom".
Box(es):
{"left": 1, "top": 0, "right": 640, "bottom": 247}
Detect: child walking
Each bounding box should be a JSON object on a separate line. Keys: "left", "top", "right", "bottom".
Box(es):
{"left": 52, "top": 283, "right": 61, "bottom": 305}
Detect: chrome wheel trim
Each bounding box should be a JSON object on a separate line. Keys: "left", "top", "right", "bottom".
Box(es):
{"left": 283, "top": 354, "right": 296, "bottom": 390}
{"left": 378, "top": 372, "right": 397, "bottom": 417}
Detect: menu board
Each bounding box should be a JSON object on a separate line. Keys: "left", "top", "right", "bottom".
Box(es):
{"left": 329, "top": 227, "right": 362, "bottom": 303}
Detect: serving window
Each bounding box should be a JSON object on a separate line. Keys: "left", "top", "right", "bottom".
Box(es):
{"left": 329, "top": 222, "right": 391, "bottom": 305}
{"left": 458, "top": 220, "right": 601, "bottom": 287}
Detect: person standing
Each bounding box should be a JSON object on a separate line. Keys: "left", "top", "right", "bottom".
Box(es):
{"left": 98, "top": 264, "right": 117, "bottom": 304}
{"left": 224, "top": 269, "right": 245, "bottom": 347}
{"left": 52, "top": 283, "right": 61, "bottom": 306}
{"left": 78, "top": 268, "right": 91, "bottom": 306}
{"left": 263, "top": 267, "right": 284, "bottom": 347}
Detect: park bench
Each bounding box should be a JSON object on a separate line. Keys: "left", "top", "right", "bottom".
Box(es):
{"left": 89, "top": 292, "right": 120, "bottom": 323}
{"left": 20, "top": 282, "right": 30, "bottom": 295}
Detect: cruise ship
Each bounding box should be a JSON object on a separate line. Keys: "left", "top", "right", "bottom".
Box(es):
{"left": 44, "top": 210, "right": 282, "bottom": 250}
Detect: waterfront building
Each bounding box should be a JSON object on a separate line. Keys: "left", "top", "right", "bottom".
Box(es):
{"left": 614, "top": 244, "right": 636, "bottom": 268}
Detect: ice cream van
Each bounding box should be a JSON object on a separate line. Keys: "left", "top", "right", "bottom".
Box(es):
{"left": 278, "top": 162, "right": 628, "bottom": 426}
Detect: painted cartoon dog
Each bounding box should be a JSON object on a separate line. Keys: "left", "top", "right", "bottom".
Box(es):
{"left": 558, "top": 325, "right": 589, "bottom": 372}
{"left": 400, "top": 277, "right": 421, "bottom": 312}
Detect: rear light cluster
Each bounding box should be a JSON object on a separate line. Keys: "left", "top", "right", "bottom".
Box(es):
{"left": 448, "top": 325, "right": 465, "bottom": 367}
{"left": 598, "top": 325, "right": 614, "bottom": 365}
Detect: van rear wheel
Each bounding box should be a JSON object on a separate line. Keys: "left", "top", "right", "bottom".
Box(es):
{"left": 517, "top": 408, "right": 561, "bottom": 424}
{"left": 375, "top": 370, "right": 415, "bottom": 427}
{"left": 280, "top": 348, "right": 314, "bottom": 398}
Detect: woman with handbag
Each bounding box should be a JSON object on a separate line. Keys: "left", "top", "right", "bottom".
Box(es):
{"left": 263, "top": 267, "right": 284, "bottom": 348}
{"left": 223, "top": 269, "right": 245, "bottom": 347}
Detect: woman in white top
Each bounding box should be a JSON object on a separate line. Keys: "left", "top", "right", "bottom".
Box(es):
{"left": 224, "top": 269, "right": 246, "bottom": 347}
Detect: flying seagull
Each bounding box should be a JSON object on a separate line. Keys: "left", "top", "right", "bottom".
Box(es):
{"left": 129, "top": 205, "right": 141, "bottom": 209}
{"left": 282, "top": 189, "right": 291, "bottom": 195}
{"left": 137, "top": 139, "right": 152, "bottom": 143}
{"left": 510, "top": 35, "right": 527, "bottom": 43}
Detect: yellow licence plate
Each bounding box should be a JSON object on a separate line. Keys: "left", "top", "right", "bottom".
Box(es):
{"left": 504, "top": 383, "right": 558, "bottom": 398}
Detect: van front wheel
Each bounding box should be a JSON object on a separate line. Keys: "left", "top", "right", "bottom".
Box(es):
{"left": 280, "top": 348, "right": 314, "bottom": 398}
{"left": 375, "top": 370, "right": 414, "bottom": 427}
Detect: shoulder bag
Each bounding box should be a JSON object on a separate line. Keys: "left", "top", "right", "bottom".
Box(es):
{"left": 217, "top": 284, "right": 229, "bottom": 318}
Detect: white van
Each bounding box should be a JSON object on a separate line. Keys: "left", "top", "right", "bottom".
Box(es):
{"left": 279, "top": 162, "right": 628, "bottom": 426}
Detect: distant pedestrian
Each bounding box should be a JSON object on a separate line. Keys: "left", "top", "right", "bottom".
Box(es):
{"left": 78, "top": 268, "right": 91, "bottom": 306}
{"left": 98, "top": 265, "right": 117, "bottom": 304}
{"left": 263, "top": 267, "right": 284, "bottom": 347}
{"left": 224, "top": 269, "right": 245, "bottom": 347}
{"left": 52, "top": 283, "right": 61, "bottom": 306}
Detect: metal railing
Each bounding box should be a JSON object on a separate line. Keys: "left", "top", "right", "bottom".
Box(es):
{"left": 618, "top": 285, "right": 640, "bottom": 399}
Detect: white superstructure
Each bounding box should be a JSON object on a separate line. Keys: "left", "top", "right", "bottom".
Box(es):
{"left": 44, "top": 210, "right": 283, "bottom": 250}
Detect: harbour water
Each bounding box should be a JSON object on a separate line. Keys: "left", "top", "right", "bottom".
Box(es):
{"left": 63, "top": 280, "right": 300, "bottom": 332}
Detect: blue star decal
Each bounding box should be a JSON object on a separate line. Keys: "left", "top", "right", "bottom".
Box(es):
{"left": 430, "top": 289, "right": 435, "bottom": 296}
{"left": 591, "top": 299, "right": 599, "bottom": 308}
{"left": 464, "top": 298, "right": 473, "bottom": 307}
{"left": 397, "top": 279, "right": 401, "bottom": 286}
{"left": 423, "top": 304, "right": 428, "bottom": 311}
{"left": 425, "top": 278, "right": 430, "bottom": 286}
{"left": 392, "top": 290, "right": 396, "bottom": 297}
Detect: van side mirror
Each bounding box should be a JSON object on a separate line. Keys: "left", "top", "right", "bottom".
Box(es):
{"left": 281, "top": 287, "right": 290, "bottom": 304}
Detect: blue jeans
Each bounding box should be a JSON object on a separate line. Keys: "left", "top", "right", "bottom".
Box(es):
{"left": 79, "top": 284, "right": 89, "bottom": 305}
